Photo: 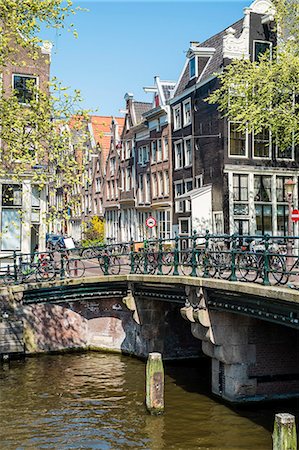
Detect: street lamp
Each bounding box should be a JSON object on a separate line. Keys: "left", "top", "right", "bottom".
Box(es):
{"left": 284, "top": 179, "right": 296, "bottom": 269}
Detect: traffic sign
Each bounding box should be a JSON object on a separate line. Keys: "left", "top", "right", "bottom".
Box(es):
{"left": 146, "top": 216, "right": 157, "bottom": 228}
{"left": 291, "top": 209, "right": 299, "bottom": 222}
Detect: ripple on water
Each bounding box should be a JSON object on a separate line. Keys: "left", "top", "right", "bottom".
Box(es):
{"left": 0, "top": 353, "right": 297, "bottom": 449}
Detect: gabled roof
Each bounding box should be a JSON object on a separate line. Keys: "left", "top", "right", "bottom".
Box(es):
{"left": 90, "top": 115, "right": 124, "bottom": 167}
{"left": 134, "top": 101, "right": 152, "bottom": 124}
{"left": 173, "top": 18, "right": 243, "bottom": 97}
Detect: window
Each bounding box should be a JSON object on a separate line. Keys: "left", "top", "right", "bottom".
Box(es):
{"left": 1, "top": 184, "right": 22, "bottom": 251}
{"left": 158, "top": 172, "right": 163, "bottom": 196}
{"left": 125, "top": 141, "right": 130, "bottom": 159}
{"left": 163, "top": 137, "right": 168, "bottom": 160}
{"left": 195, "top": 175, "right": 203, "bottom": 189}
{"left": 13, "top": 74, "right": 37, "bottom": 104}
{"left": 175, "top": 199, "right": 184, "bottom": 213}
{"left": 179, "top": 218, "right": 190, "bottom": 235}
{"left": 184, "top": 138, "right": 192, "bottom": 166}
{"left": 254, "top": 41, "right": 272, "bottom": 62}
{"left": 229, "top": 122, "right": 247, "bottom": 157}
{"left": 233, "top": 174, "right": 248, "bottom": 201}
{"left": 254, "top": 175, "right": 271, "bottom": 202}
{"left": 96, "top": 177, "right": 101, "bottom": 193}
{"left": 138, "top": 147, "right": 142, "bottom": 164}
{"left": 151, "top": 141, "right": 157, "bottom": 163}
{"left": 174, "top": 141, "right": 183, "bottom": 169}
{"left": 138, "top": 174, "right": 144, "bottom": 203}
{"left": 107, "top": 181, "right": 110, "bottom": 200}
{"left": 253, "top": 128, "right": 271, "bottom": 158}
{"left": 173, "top": 105, "right": 181, "bottom": 130}
{"left": 189, "top": 56, "right": 197, "bottom": 79}
{"left": 126, "top": 168, "right": 131, "bottom": 191}
{"left": 174, "top": 181, "right": 183, "bottom": 197}
{"left": 164, "top": 171, "right": 169, "bottom": 196}
{"left": 110, "top": 157, "right": 116, "bottom": 175}
{"left": 255, "top": 204, "right": 272, "bottom": 235}
{"left": 157, "top": 139, "right": 162, "bottom": 162}
{"left": 152, "top": 173, "right": 158, "bottom": 198}
{"left": 276, "top": 176, "right": 289, "bottom": 202}
{"left": 145, "top": 173, "right": 150, "bottom": 203}
{"left": 31, "top": 185, "right": 40, "bottom": 223}
{"left": 157, "top": 210, "right": 171, "bottom": 240}
{"left": 185, "top": 179, "right": 193, "bottom": 192}
{"left": 183, "top": 99, "right": 191, "bottom": 126}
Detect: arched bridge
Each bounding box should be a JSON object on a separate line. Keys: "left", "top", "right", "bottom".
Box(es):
{"left": 1, "top": 272, "right": 299, "bottom": 403}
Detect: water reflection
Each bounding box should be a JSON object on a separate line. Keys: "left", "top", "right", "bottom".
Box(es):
{"left": 0, "top": 353, "right": 297, "bottom": 449}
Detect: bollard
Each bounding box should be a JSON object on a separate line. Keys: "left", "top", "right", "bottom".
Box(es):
{"left": 146, "top": 352, "right": 164, "bottom": 415}
{"left": 273, "top": 413, "right": 297, "bottom": 450}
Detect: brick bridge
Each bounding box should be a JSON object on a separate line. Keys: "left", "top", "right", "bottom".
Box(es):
{"left": 1, "top": 274, "right": 299, "bottom": 403}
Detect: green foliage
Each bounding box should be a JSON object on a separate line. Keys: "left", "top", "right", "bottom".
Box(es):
{"left": 207, "top": 0, "right": 299, "bottom": 151}
{"left": 0, "top": 0, "right": 91, "bottom": 224}
{"left": 82, "top": 217, "right": 105, "bottom": 247}
{"left": 0, "top": 0, "right": 84, "bottom": 67}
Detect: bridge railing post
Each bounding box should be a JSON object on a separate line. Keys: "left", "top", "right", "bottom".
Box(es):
{"left": 263, "top": 233, "right": 270, "bottom": 286}
{"left": 158, "top": 238, "right": 163, "bottom": 275}
{"left": 191, "top": 230, "right": 197, "bottom": 277}
{"left": 60, "top": 251, "right": 65, "bottom": 280}
{"left": 144, "top": 239, "right": 148, "bottom": 274}
{"left": 13, "top": 251, "right": 18, "bottom": 283}
{"left": 173, "top": 234, "right": 179, "bottom": 276}
{"left": 103, "top": 251, "right": 109, "bottom": 276}
{"left": 203, "top": 230, "right": 210, "bottom": 278}
{"left": 230, "top": 234, "right": 237, "bottom": 282}
{"left": 130, "top": 239, "right": 135, "bottom": 274}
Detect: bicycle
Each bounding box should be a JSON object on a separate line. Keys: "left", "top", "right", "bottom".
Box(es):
{"left": 3, "top": 254, "right": 57, "bottom": 284}
{"left": 180, "top": 244, "right": 217, "bottom": 278}
{"left": 235, "top": 239, "right": 286, "bottom": 284}
{"left": 97, "top": 248, "right": 121, "bottom": 275}
{"left": 131, "top": 242, "right": 174, "bottom": 275}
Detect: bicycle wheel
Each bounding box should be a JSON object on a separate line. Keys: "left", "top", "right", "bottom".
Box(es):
{"left": 161, "top": 252, "right": 174, "bottom": 275}
{"left": 235, "top": 253, "right": 258, "bottom": 282}
{"left": 81, "top": 248, "right": 94, "bottom": 259}
{"left": 269, "top": 255, "right": 288, "bottom": 285}
{"left": 217, "top": 252, "right": 232, "bottom": 280}
{"left": 146, "top": 253, "right": 157, "bottom": 275}
{"left": 109, "top": 256, "right": 121, "bottom": 275}
{"left": 180, "top": 252, "right": 192, "bottom": 276}
{"left": 36, "top": 260, "right": 56, "bottom": 281}
{"left": 66, "top": 259, "right": 85, "bottom": 278}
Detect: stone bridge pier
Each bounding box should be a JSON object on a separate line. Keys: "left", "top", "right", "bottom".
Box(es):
{"left": 181, "top": 286, "right": 299, "bottom": 402}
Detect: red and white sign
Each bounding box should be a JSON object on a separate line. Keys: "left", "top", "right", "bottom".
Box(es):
{"left": 291, "top": 209, "right": 299, "bottom": 222}
{"left": 146, "top": 216, "right": 157, "bottom": 228}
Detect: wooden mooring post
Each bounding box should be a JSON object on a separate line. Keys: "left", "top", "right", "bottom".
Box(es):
{"left": 273, "top": 413, "right": 297, "bottom": 450}
{"left": 146, "top": 352, "right": 164, "bottom": 415}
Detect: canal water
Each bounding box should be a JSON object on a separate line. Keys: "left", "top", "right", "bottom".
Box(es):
{"left": 0, "top": 353, "right": 298, "bottom": 449}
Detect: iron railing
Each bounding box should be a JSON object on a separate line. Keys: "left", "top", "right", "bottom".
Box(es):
{"left": 0, "top": 232, "right": 299, "bottom": 288}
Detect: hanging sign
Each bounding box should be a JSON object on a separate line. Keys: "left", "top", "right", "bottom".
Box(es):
{"left": 146, "top": 216, "right": 157, "bottom": 228}
{"left": 291, "top": 209, "right": 299, "bottom": 222}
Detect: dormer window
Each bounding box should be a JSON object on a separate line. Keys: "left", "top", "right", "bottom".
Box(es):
{"left": 253, "top": 41, "right": 272, "bottom": 62}
{"left": 189, "top": 56, "right": 197, "bottom": 79}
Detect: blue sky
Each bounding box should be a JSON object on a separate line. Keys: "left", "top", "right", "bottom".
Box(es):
{"left": 45, "top": 1, "right": 249, "bottom": 116}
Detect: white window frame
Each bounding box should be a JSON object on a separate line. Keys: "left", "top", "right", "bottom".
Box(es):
{"left": 174, "top": 140, "right": 183, "bottom": 170}
{"left": 253, "top": 40, "right": 273, "bottom": 62}
{"left": 184, "top": 137, "right": 192, "bottom": 167}
{"left": 184, "top": 178, "right": 193, "bottom": 193}
{"left": 276, "top": 132, "right": 295, "bottom": 161}
{"left": 164, "top": 170, "right": 169, "bottom": 196}
{"left": 178, "top": 217, "right": 191, "bottom": 235}
{"left": 183, "top": 98, "right": 192, "bottom": 127}
{"left": 173, "top": 104, "right": 182, "bottom": 131}
{"left": 157, "top": 139, "right": 162, "bottom": 162}
{"left": 158, "top": 171, "right": 163, "bottom": 197}
{"left": 12, "top": 73, "right": 39, "bottom": 105}
{"left": 151, "top": 141, "right": 157, "bottom": 164}
{"left": 163, "top": 136, "right": 169, "bottom": 161}
{"left": 195, "top": 175, "right": 203, "bottom": 189}
{"left": 189, "top": 56, "right": 197, "bottom": 80}
{"left": 175, "top": 199, "right": 184, "bottom": 213}
{"left": 152, "top": 173, "right": 158, "bottom": 198}
{"left": 228, "top": 121, "right": 248, "bottom": 159}
{"left": 174, "top": 180, "right": 184, "bottom": 198}
{"left": 252, "top": 128, "right": 272, "bottom": 160}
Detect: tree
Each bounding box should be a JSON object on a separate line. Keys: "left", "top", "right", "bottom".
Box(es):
{"left": 207, "top": 0, "right": 299, "bottom": 152}
{"left": 0, "top": 0, "right": 90, "bottom": 228}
